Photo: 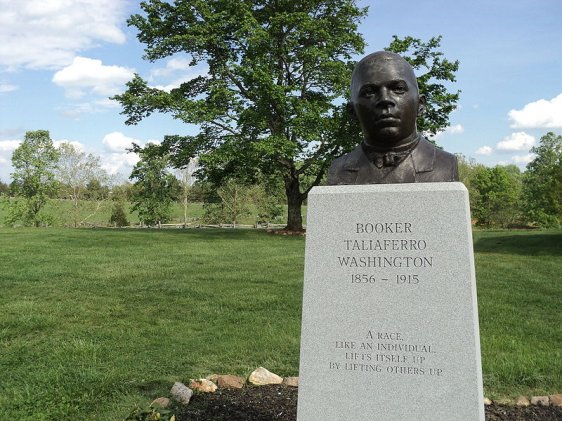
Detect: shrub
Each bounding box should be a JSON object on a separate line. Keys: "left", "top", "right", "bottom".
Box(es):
{"left": 109, "top": 201, "right": 129, "bottom": 227}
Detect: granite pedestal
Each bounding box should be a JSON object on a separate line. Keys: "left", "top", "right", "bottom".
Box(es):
{"left": 297, "top": 183, "right": 484, "bottom": 421}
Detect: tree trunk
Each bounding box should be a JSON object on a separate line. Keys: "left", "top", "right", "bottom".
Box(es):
{"left": 285, "top": 177, "right": 304, "bottom": 231}
{"left": 183, "top": 196, "right": 188, "bottom": 228}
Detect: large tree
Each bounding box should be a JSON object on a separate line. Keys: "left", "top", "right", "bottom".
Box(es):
{"left": 115, "top": 1, "right": 459, "bottom": 230}
{"left": 522, "top": 132, "right": 562, "bottom": 227}
{"left": 7, "top": 130, "right": 59, "bottom": 227}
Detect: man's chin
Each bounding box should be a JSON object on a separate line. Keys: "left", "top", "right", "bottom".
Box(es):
{"left": 369, "top": 128, "right": 402, "bottom": 144}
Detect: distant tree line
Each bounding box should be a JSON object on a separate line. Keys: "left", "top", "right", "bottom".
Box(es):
{"left": 0, "top": 130, "right": 286, "bottom": 228}
{"left": 1, "top": 130, "right": 560, "bottom": 229}
{"left": 458, "top": 132, "right": 561, "bottom": 228}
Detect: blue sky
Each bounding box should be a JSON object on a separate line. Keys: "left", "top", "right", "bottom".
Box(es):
{"left": 1, "top": 0, "right": 561, "bottom": 183}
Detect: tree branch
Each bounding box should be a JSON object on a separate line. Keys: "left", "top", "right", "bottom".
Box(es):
{"left": 302, "top": 164, "right": 328, "bottom": 198}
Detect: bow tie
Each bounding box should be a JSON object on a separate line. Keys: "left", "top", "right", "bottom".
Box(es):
{"left": 369, "top": 150, "right": 410, "bottom": 168}
{"left": 362, "top": 137, "right": 420, "bottom": 168}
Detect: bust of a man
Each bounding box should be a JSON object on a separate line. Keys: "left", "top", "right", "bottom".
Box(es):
{"left": 328, "top": 51, "right": 458, "bottom": 185}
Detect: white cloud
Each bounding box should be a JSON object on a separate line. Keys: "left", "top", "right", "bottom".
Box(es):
{"left": 149, "top": 58, "right": 193, "bottom": 79}
{"left": 0, "top": 0, "right": 127, "bottom": 70}
{"left": 99, "top": 132, "right": 164, "bottom": 175}
{"left": 475, "top": 146, "right": 493, "bottom": 156}
{"left": 447, "top": 124, "right": 464, "bottom": 134}
{"left": 0, "top": 83, "right": 18, "bottom": 93}
{"left": 58, "top": 103, "right": 96, "bottom": 119}
{"left": 153, "top": 76, "right": 195, "bottom": 93}
{"left": 0, "top": 139, "right": 19, "bottom": 153}
{"left": 102, "top": 131, "right": 139, "bottom": 153}
{"left": 433, "top": 124, "right": 464, "bottom": 140}
{"left": 52, "top": 56, "right": 134, "bottom": 98}
{"left": 147, "top": 59, "right": 208, "bottom": 92}
{"left": 57, "top": 99, "right": 120, "bottom": 119}
{"left": 100, "top": 132, "right": 141, "bottom": 175}
{"left": 508, "top": 93, "right": 562, "bottom": 128}
{"left": 0, "top": 140, "right": 20, "bottom": 181}
{"left": 95, "top": 98, "right": 120, "bottom": 108}
{"left": 102, "top": 151, "right": 140, "bottom": 176}
{"left": 152, "top": 73, "right": 208, "bottom": 92}
{"left": 496, "top": 132, "right": 536, "bottom": 151}
{"left": 512, "top": 154, "right": 536, "bottom": 165}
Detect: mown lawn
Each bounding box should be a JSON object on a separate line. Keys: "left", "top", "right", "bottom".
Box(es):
{"left": 473, "top": 230, "right": 561, "bottom": 398}
{"left": 0, "top": 228, "right": 560, "bottom": 419}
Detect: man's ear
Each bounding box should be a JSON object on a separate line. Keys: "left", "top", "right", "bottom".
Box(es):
{"left": 417, "top": 94, "right": 426, "bottom": 116}
{"left": 346, "top": 101, "right": 357, "bottom": 121}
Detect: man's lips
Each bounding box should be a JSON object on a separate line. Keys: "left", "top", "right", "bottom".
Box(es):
{"left": 375, "top": 114, "right": 400, "bottom": 125}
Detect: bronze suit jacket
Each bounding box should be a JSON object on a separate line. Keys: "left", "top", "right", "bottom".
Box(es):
{"left": 327, "top": 137, "right": 458, "bottom": 185}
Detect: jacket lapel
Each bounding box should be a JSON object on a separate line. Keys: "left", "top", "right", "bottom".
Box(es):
{"left": 411, "top": 138, "right": 435, "bottom": 174}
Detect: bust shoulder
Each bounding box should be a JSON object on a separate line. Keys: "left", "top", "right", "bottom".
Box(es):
{"left": 412, "top": 138, "right": 458, "bottom": 182}
{"left": 327, "top": 146, "right": 365, "bottom": 185}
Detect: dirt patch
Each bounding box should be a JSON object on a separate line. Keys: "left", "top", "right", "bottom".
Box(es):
{"left": 266, "top": 229, "right": 305, "bottom": 236}
{"left": 177, "top": 385, "right": 297, "bottom": 420}
{"left": 176, "top": 385, "right": 562, "bottom": 420}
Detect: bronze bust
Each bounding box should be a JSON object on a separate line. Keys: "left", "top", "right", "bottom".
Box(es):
{"left": 328, "top": 51, "right": 458, "bottom": 185}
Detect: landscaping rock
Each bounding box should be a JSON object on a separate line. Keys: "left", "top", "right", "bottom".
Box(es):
{"left": 151, "top": 397, "right": 170, "bottom": 408}
{"left": 208, "top": 374, "right": 245, "bottom": 389}
{"left": 531, "top": 396, "right": 549, "bottom": 406}
{"left": 189, "top": 378, "right": 218, "bottom": 393}
{"left": 282, "top": 377, "right": 299, "bottom": 387}
{"left": 171, "top": 382, "right": 193, "bottom": 405}
{"left": 515, "top": 396, "right": 530, "bottom": 407}
{"left": 494, "top": 397, "right": 513, "bottom": 405}
{"left": 248, "top": 367, "right": 283, "bottom": 386}
{"left": 483, "top": 397, "right": 493, "bottom": 406}
{"left": 549, "top": 394, "right": 562, "bottom": 407}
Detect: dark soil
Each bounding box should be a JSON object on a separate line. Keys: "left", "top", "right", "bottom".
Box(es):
{"left": 176, "top": 385, "right": 562, "bottom": 420}
{"left": 266, "top": 229, "right": 306, "bottom": 236}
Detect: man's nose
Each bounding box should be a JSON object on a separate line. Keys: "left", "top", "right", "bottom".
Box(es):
{"left": 375, "top": 88, "right": 394, "bottom": 108}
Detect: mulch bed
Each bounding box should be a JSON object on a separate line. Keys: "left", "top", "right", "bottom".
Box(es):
{"left": 266, "top": 229, "right": 306, "bottom": 236}
{"left": 176, "top": 385, "right": 562, "bottom": 421}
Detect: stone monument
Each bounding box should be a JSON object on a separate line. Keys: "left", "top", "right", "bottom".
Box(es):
{"left": 297, "top": 52, "right": 484, "bottom": 420}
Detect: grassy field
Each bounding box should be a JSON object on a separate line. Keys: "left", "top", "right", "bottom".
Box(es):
{"left": 0, "top": 228, "right": 560, "bottom": 419}
{"left": 473, "top": 230, "right": 561, "bottom": 398}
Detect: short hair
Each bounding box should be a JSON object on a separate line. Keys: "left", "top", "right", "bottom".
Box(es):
{"left": 351, "top": 51, "right": 419, "bottom": 99}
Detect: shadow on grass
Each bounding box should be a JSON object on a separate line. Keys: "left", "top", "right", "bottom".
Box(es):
{"left": 134, "top": 379, "right": 174, "bottom": 398}
{"left": 474, "top": 232, "right": 562, "bottom": 256}
{"left": 85, "top": 227, "right": 282, "bottom": 241}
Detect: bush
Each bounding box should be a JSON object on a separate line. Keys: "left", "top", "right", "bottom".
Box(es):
{"left": 109, "top": 201, "right": 129, "bottom": 227}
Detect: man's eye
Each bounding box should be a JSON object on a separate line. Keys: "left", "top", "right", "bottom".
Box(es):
{"left": 393, "top": 85, "right": 407, "bottom": 93}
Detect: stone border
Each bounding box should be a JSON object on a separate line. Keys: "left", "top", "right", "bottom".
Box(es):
{"left": 150, "top": 366, "right": 562, "bottom": 410}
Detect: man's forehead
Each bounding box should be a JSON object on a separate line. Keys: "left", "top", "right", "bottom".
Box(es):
{"left": 354, "top": 57, "right": 415, "bottom": 82}
{"left": 351, "top": 54, "right": 419, "bottom": 96}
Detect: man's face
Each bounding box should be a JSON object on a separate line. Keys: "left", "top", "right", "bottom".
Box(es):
{"left": 351, "top": 56, "right": 423, "bottom": 148}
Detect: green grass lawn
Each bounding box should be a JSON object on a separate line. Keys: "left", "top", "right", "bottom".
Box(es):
{"left": 473, "top": 230, "right": 562, "bottom": 398}
{"left": 0, "top": 228, "right": 560, "bottom": 419}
